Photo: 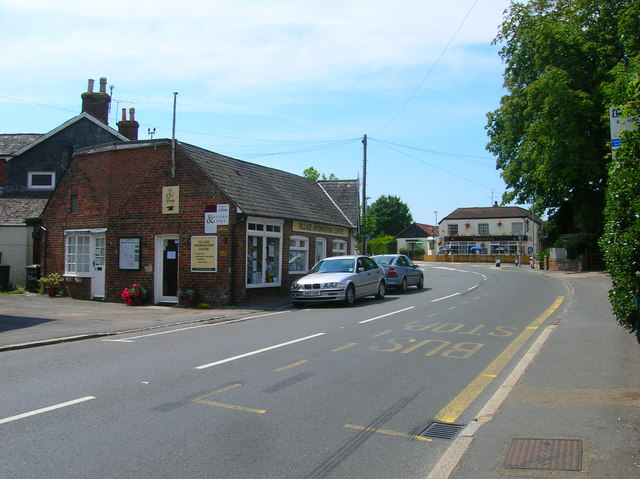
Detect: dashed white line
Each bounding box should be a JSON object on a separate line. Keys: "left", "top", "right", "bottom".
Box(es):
{"left": 431, "top": 292, "right": 461, "bottom": 302}
{"left": 358, "top": 306, "right": 415, "bottom": 324}
{"left": 0, "top": 396, "right": 96, "bottom": 425}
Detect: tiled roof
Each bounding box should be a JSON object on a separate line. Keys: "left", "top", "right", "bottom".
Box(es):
{"left": 180, "top": 142, "right": 354, "bottom": 227}
{"left": 396, "top": 222, "right": 438, "bottom": 238}
{"left": 443, "top": 206, "right": 541, "bottom": 223}
{"left": 0, "top": 198, "right": 48, "bottom": 225}
{"left": 318, "top": 180, "right": 360, "bottom": 227}
{"left": 0, "top": 134, "right": 43, "bottom": 156}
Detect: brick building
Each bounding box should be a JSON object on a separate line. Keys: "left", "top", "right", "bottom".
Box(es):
{"left": 40, "top": 139, "right": 358, "bottom": 305}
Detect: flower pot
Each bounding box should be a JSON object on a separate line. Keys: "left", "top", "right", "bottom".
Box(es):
{"left": 46, "top": 285, "right": 59, "bottom": 297}
{"left": 134, "top": 296, "right": 144, "bottom": 306}
{"left": 183, "top": 297, "right": 195, "bottom": 308}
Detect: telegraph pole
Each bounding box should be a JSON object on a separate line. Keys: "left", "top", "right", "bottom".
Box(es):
{"left": 361, "top": 134, "right": 367, "bottom": 254}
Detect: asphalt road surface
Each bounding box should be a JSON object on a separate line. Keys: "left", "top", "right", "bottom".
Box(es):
{"left": 0, "top": 264, "right": 567, "bottom": 478}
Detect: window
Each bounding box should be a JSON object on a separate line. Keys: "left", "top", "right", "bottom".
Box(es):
{"left": 315, "top": 238, "right": 326, "bottom": 265}
{"left": 512, "top": 222, "right": 524, "bottom": 235}
{"left": 332, "top": 239, "right": 347, "bottom": 255}
{"left": 28, "top": 171, "right": 55, "bottom": 190}
{"left": 65, "top": 235, "right": 90, "bottom": 275}
{"left": 247, "top": 218, "right": 282, "bottom": 287}
{"left": 289, "top": 236, "right": 308, "bottom": 273}
{"left": 478, "top": 223, "right": 489, "bottom": 235}
{"left": 448, "top": 224, "right": 458, "bottom": 235}
{"left": 71, "top": 195, "right": 78, "bottom": 214}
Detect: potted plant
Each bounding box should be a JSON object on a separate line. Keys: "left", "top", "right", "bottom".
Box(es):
{"left": 121, "top": 282, "right": 147, "bottom": 306}
{"left": 177, "top": 287, "right": 197, "bottom": 307}
{"left": 39, "top": 272, "right": 65, "bottom": 297}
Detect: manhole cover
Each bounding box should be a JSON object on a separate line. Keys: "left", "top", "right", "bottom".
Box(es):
{"left": 504, "top": 438, "right": 582, "bottom": 471}
{"left": 419, "top": 420, "right": 465, "bottom": 440}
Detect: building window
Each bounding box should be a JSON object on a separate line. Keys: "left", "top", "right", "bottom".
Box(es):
{"left": 247, "top": 218, "right": 282, "bottom": 287}
{"left": 315, "top": 238, "right": 326, "bottom": 265}
{"left": 332, "top": 239, "right": 347, "bottom": 255}
{"left": 512, "top": 222, "right": 523, "bottom": 235}
{"left": 478, "top": 223, "right": 489, "bottom": 235}
{"left": 71, "top": 195, "right": 78, "bottom": 214}
{"left": 448, "top": 224, "right": 458, "bottom": 235}
{"left": 289, "top": 236, "right": 308, "bottom": 273}
{"left": 65, "top": 235, "right": 90, "bottom": 275}
{"left": 28, "top": 171, "right": 55, "bottom": 190}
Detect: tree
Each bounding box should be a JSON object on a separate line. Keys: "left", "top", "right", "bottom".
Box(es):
{"left": 600, "top": 50, "right": 640, "bottom": 334}
{"left": 303, "top": 166, "right": 338, "bottom": 181}
{"left": 367, "top": 195, "right": 412, "bottom": 238}
{"left": 486, "top": 0, "right": 638, "bottom": 248}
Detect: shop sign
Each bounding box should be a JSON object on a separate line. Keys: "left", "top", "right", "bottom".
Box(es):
{"left": 204, "top": 204, "right": 229, "bottom": 233}
{"left": 293, "top": 220, "right": 348, "bottom": 237}
{"left": 162, "top": 186, "right": 179, "bottom": 214}
{"left": 191, "top": 236, "right": 217, "bottom": 272}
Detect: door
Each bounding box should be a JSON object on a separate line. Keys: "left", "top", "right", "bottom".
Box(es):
{"left": 155, "top": 235, "right": 179, "bottom": 303}
{"left": 91, "top": 235, "right": 106, "bottom": 299}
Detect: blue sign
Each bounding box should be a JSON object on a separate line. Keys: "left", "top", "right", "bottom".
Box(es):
{"left": 612, "top": 138, "right": 622, "bottom": 149}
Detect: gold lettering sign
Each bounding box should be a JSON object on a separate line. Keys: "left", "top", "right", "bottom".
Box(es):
{"left": 293, "top": 221, "right": 348, "bottom": 237}
{"left": 162, "top": 186, "right": 179, "bottom": 214}
{"left": 191, "top": 236, "right": 217, "bottom": 272}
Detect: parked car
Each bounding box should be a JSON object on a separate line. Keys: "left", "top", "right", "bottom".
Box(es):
{"left": 372, "top": 254, "right": 424, "bottom": 293}
{"left": 290, "top": 255, "right": 386, "bottom": 307}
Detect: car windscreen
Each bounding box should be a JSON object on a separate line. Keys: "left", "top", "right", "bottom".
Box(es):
{"left": 373, "top": 256, "right": 394, "bottom": 265}
{"left": 312, "top": 258, "right": 355, "bottom": 273}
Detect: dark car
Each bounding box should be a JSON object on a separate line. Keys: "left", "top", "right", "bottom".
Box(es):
{"left": 290, "top": 255, "right": 386, "bottom": 307}
{"left": 372, "top": 254, "right": 424, "bottom": 293}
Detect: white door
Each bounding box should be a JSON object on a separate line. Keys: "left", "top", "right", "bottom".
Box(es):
{"left": 155, "top": 234, "right": 179, "bottom": 304}
{"left": 91, "top": 235, "right": 106, "bottom": 298}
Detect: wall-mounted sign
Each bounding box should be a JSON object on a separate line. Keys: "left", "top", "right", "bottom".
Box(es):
{"left": 162, "top": 186, "right": 179, "bottom": 214}
{"left": 191, "top": 236, "right": 217, "bottom": 272}
{"left": 204, "top": 204, "right": 229, "bottom": 233}
{"left": 293, "top": 220, "right": 348, "bottom": 237}
{"left": 119, "top": 237, "right": 140, "bottom": 270}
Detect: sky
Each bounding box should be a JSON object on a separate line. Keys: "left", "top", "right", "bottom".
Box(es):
{"left": 0, "top": 0, "right": 516, "bottom": 226}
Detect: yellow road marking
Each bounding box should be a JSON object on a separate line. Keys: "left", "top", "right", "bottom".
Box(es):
{"left": 273, "top": 360, "right": 308, "bottom": 372}
{"left": 373, "top": 330, "right": 393, "bottom": 338}
{"left": 428, "top": 313, "right": 440, "bottom": 318}
{"left": 344, "top": 424, "right": 432, "bottom": 442}
{"left": 332, "top": 342, "right": 358, "bottom": 352}
{"left": 190, "top": 383, "right": 266, "bottom": 414}
{"left": 435, "top": 296, "right": 564, "bottom": 423}
{"left": 446, "top": 306, "right": 456, "bottom": 311}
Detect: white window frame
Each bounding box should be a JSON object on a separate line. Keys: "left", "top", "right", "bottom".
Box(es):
{"left": 289, "top": 235, "right": 309, "bottom": 274}
{"left": 65, "top": 234, "right": 91, "bottom": 276}
{"left": 448, "top": 224, "right": 458, "bottom": 235}
{"left": 246, "top": 217, "right": 283, "bottom": 288}
{"left": 28, "top": 171, "right": 55, "bottom": 190}
{"left": 512, "top": 222, "right": 524, "bottom": 235}
{"left": 478, "top": 223, "right": 489, "bottom": 235}
{"left": 332, "top": 239, "right": 347, "bottom": 255}
{"left": 315, "top": 238, "right": 326, "bottom": 265}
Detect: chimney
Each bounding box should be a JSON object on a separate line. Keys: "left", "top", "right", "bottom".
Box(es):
{"left": 117, "top": 107, "right": 139, "bottom": 141}
{"left": 81, "top": 77, "right": 110, "bottom": 125}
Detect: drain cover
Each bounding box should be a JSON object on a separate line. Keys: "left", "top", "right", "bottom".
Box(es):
{"left": 419, "top": 420, "right": 465, "bottom": 440}
{"left": 504, "top": 438, "right": 582, "bottom": 471}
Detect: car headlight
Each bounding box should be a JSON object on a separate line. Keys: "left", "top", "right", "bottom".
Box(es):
{"left": 291, "top": 282, "right": 301, "bottom": 290}
{"left": 323, "top": 282, "right": 345, "bottom": 288}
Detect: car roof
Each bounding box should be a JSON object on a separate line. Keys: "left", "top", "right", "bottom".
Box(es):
{"left": 322, "top": 255, "right": 359, "bottom": 260}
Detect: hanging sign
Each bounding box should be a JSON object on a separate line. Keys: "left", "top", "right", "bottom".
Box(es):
{"left": 204, "top": 204, "right": 229, "bottom": 233}
{"left": 162, "top": 186, "right": 179, "bottom": 214}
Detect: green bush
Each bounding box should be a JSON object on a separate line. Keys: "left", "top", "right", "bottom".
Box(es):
{"left": 412, "top": 247, "right": 425, "bottom": 256}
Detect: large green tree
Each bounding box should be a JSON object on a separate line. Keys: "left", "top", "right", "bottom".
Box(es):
{"left": 486, "top": 0, "right": 637, "bottom": 248}
{"left": 367, "top": 195, "right": 412, "bottom": 238}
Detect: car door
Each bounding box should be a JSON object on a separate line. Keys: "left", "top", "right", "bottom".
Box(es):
{"left": 356, "top": 257, "right": 377, "bottom": 296}
{"left": 403, "top": 256, "right": 420, "bottom": 285}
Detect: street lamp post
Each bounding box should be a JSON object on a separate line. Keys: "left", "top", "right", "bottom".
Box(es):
{"left": 434, "top": 210, "right": 438, "bottom": 263}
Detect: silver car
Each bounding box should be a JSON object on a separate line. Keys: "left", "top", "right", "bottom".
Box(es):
{"left": 372, "top": 254, "right": 424, "bottom": 293}
{"left": 290, "top": 255, "right": 386, "bottom": 307}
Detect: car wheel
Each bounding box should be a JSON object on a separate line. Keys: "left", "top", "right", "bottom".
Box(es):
{"left": 375, "top": 281, "right": 386, "bottom": 299}
{"left": 417, "top": 274, "right": 424, "bottom": 289}
{"left": 400, "top": 277, "right": 408, "bottom": 294}
{"left": 344, "top": 284, "right": 356, "bottom": 306}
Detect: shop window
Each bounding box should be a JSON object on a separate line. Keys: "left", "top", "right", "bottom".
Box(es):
{"left": 332, "top": 239, "right": 347, "bottom": 255}
{"left": 289, "top": 236, "right": 308, "bottom": 273}
{"left": 65, "top": 235, "right": 90, "bottom": 275}
{"left": 315, "top": 238, "right": 326, "bottom": 265}
{"left": 247, "top": 218, "right": 282, "bottom": 287}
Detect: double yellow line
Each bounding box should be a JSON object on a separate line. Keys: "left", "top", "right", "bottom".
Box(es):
{"left": 435, "top": 296, "right": 564, "bottom": 423}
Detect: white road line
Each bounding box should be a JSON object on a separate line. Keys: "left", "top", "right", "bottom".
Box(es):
{"left": 0, "top": 396, "right": 95, "bottom": 425}
{"left": 431, "top": 292, "right": 461, "bottom": 302}
{"left": 467, "top": 284, "right": 479, "bottom": 291}
{"left": 195, "top": 333, "right": 325, "bottom": 370}
{"left": 359, "top": 306, "right": 415, "bottom": 324}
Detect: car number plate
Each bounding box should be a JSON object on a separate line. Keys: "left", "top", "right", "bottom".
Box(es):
{"left": 303, "top": 290, "right": 321, "bottom": 296}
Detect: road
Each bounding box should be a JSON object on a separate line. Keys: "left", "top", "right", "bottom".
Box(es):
{"left": 0, "top": 264, "right": 567, "bottom": 478}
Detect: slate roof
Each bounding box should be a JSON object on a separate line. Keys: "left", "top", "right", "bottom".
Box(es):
{"left": 0, "top": 198, "right": 48, "bottom": 225}
{"left": 395, "top": 222, "right": 438, "bottom": 238}
{"left": 0, "top": 134, "right": 43, "bottom": 157}
{"left": 181, "top": 142, "right": 355, "bottom": 228}
{"left": 318, "top": 180, "right": 360, "bottom": 228}
{"left": 443, "top": 206, "right": 542, "bottom": 223}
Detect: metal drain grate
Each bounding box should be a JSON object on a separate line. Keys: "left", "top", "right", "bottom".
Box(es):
{"left": 504, "top": 438, "right": 582, "bottom": 471}
{"left": 418, "top": 420, "right": 465, "bottom": 440}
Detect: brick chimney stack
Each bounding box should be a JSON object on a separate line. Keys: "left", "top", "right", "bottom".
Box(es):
{"left": 117, "top": 107, "right": 139, "bottom": 141}
{"left": 81, "top": 77, "right": 110, "bottom": 125}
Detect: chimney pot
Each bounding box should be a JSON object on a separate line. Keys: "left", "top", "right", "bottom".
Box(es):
{"left": 129, "top": 108, "right": 135, "bottom": 122}
{"left": 87, "top": 79, "right": 94, "bottom": 93}
{"left": 121, "top": 108, "right": 127, "bottom": 121}
{"left": 99, "top": 77, "right": 107, "bottom": 93}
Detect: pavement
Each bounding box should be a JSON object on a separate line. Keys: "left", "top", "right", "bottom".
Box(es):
{"left": 1, "top": 266, "right": 639, "bottom": 478}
